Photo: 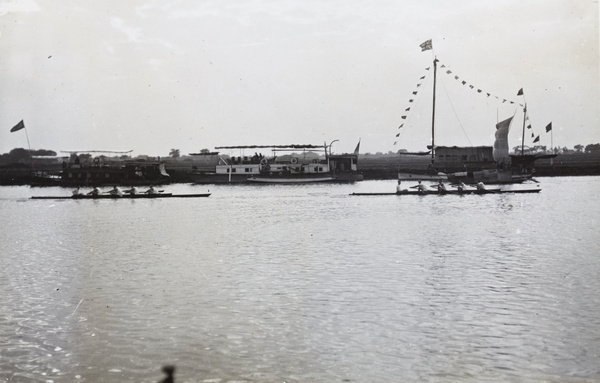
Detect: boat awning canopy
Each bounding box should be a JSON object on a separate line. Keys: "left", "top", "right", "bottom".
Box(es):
{"left": 61, "top": 150, "right": 133, "bottom": 154}
{"left": 215, "top": 144, "right": 324, "bottom": 149}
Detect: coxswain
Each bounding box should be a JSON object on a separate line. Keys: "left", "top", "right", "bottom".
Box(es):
{"left": 109, "top": 185, "right": 123, "bottom": 197}
{"left": 87, "top": 186, "right": 101, "bottom": 196}
{"left": 396, "top": 180, "right": 404, "bottom": 194}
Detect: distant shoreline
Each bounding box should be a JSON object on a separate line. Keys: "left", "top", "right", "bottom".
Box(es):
{"left": 1, "top": 152, "right": 599, "bottom": 185}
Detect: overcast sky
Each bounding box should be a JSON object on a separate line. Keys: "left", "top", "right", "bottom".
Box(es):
{"left": 1, "top": 0, "right": 598, "bottom": 157}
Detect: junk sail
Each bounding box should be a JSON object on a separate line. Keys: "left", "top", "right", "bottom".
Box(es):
{"left": 493, "top": 116, "right": 514, "bottom": 165}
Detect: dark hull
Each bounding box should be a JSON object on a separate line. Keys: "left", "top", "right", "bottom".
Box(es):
{"left": 192, "top": 173, "right": 363, "bottom": 184}
{"left": 31, "top": 193, "right": 210, "bottom": 200}
{"left": 351, "top": 188, "right": 541, "bottom": 196}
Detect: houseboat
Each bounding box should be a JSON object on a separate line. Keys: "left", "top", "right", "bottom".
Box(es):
{"left": 190, "top": 142, "right": 363, "bottom": 184}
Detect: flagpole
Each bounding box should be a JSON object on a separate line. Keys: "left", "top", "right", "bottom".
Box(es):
{"left": 551, "top": 128, "right": 554, "bottom": 165}
{"left": 24, "top": 127, "right": 34, "bottom": 175}
{"left": 431, "top": 55, "right": 437, "bottom": 166}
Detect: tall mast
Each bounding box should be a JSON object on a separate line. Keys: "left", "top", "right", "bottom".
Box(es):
{"left": 521, "top": 103, "right": 527, "bottom": 156}
{"left": 431, "top": 57, "right": 438, "bottom": 165}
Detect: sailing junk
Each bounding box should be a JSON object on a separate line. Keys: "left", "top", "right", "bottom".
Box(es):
{"left": 397, "top": 52, "right": 555, "bottom": 184}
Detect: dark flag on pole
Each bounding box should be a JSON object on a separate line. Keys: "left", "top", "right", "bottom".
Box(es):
{"left": 10, "top": 120, "right": 25, "bottom": 132}
{"left": 533, "top": 135, "right": 540, "bottom": 143}
{"left": 517, "top": 88, "right": 524, "bottom": 96}
{"left": 419, "top": 39, "right": 432, "bottom": 51}
{"left": 545, "top": 122, "right": 552, "bottom": 132}
{"left": 353, "top": 140, "right": 361, "bottom": 155}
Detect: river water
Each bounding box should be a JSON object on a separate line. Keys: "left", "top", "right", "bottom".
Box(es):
{"left": 1, "top": 177, "right": 599, "bottom": 383}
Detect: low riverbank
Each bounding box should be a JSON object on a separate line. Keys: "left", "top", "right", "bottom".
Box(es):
{"left": 2, "top": 153, "right": 599, "bottom": 185}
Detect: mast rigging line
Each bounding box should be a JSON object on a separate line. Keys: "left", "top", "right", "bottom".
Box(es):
{"left": 438, "top": 73, "right": 473, "bottom": 147}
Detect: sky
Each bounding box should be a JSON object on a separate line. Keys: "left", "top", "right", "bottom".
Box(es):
{"left": 1, "top": 0, "right": 598, "bottom": 157}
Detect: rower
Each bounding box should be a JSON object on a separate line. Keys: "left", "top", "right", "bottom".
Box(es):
{"left": 87, "top": 186, "right": 101, "bottom": 196}
{"left": 417, "top": 181, "right": 428, "bottom": 194}
{"left": 109, "top": 185, "right": 123, "bottom": 197}
{"left": 437, "top": 180, "right": 448, "bottom": 192}
{"left": 458, "top": 181, "right": 468, "bottom": 192}
{"left": 145, "top": 186, "right": 158, "bottom": 195}
{"left": 477, "top": 182, "right": 486, "bottom": 191}
{"left": 72, "top": 187, "right": 83, "bottom": 197}
{"left": 125, "top": 186, "right": 138, "bottom": 195}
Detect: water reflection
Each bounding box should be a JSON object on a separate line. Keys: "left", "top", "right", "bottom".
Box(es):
{"left": 1, "top": 178, "right": 599, "bottom": 382}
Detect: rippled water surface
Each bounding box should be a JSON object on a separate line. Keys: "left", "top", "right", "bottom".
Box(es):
{"left": 1, "top": 177, "right": 599, "bottom": 382}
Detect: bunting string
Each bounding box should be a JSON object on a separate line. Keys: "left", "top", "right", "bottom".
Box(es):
{"left": 437, "top": 61, "right": 524, "bottom": 107}
{"left": 393, "top": 59, "right": 553, "bottom": 150}
{"left": 392, "top": 67, "right": 431, "bottom": 146}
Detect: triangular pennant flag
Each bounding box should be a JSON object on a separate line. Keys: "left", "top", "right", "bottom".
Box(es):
{"left": 462, "top": 81, "right": 466, "bottom": 85}
{"left": 527, "top": 124, "right": 532, "bottom": 129}
{"left": 486, "top": 93, "right": 491, "bottom": 97}
{"left": 531, "top": 132, "right": 535, "bottom": 138}
{"left": 517, "top": 88, "right": 524, "bottom": 96}
{"left": 396, "top": 133, "right": 400, "bottom": 137}
{"left": 401, "top": 116, "right": 407, "bottom": 119}
{"left": 545, "top": 122, "right": 552, "bottom": 132}
{"left": 10, "top": 120, "right": 25, "bottom": 132}
{"left": 502, "top": 99, "right": 507, "bottom": 103}
{"left": 412, "top": 91, "right": 418, "bottom": 95}
{"left": 440, "top": 64, "right": 445, "bottom": 68}
{"left": 409, "top": 99, "right": 414, "bottom": 103}
{"left": 416, "top": 84, "right": 421, "bottom": 87}
{"left": 533, "top": 135, "right": 540, "bottom": 143}
{"left": 405, "top": 107, "right": 410, "bottom": 111}
{"left": 469, "top": 85, "right": 474, "bottom": 89}
{"left": 455, "top": 76, "right": 459, "bottom": 80}
{"left": 446, "top": 70, "right": 452, "bottom": 74}
{"left": 425, "top": 67, "right": 430, "bottom": 70}
{"left": 477, "top": 89, "right": 482, "bottom": 93}
{"left": 399, "top": 124, "right": 404, "bottom": 128}
{"left": 420, "top": 76, "right": 425, "bottom": 80}
{"left": 393, "top": 141, "right": 397, "bottom": 145}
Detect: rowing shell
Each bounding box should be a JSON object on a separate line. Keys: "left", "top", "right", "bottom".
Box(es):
{"left": 31, "top": 193, "right": 211, "bottom": 200}
{"left": 351, "top": 188, "right": 541, "bottom": 196}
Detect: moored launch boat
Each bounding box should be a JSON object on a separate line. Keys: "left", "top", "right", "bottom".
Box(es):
{"left": 190, "top": 141, "right": 363, "bottom": 184}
